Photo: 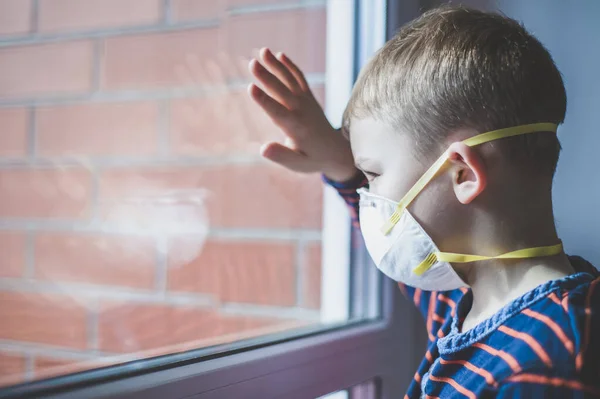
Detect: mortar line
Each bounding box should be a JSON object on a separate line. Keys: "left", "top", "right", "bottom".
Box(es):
{"left": 227, "top": 0, "right": 326, "bottom": 16}
{"left": 158, "top": 98, "right": 171, "bottom": 158}
{"left": 0, "top": 0, "right": 327, "bottom": 48}
{"left": 0, "top": 20, "right": 219, "bottom": 47}
{"left": 154, "top": 235, "right": 169, "bottom": 293}
{"left": 0, "top": 340, "right": 131, "bottom": 361}
{"left": 30, "top": 0, "right": 40, "bottom": 34}
{"left": 0, "top": 278, "right": 216, "bottom": 305}
{"left": 295, "top": 239, "right": 306, "bottom": 307}
{"left": 87, "top": 297, "right": 100, "bottom": 352}
{"left": 26, "top": 106, "right": 36, "bottom": 157}
{"left": 89, "top": 166, "right": 101, "bottom": 224}
{"left": 24, "top": 231, "right": 35, "bottom": 278}
{"left": 91, "top": 39, "right": 104, "bottom": 91}
{"left": 163, "top": 0, "right": 173, "bottom": 24}
{"left": 220, "top": 302, "right": 321, "bottom": 321}
{"left": 0, "top": 222, "right": 323, "bottom": 241}
{"left": 24, "top": 353, "right": 35, "bottom": 382}
{"left": 0, "top": 73, "right": 325, "bottom": 107}
{"left": 0, "top": 154, "right": 265, "bottom": 168}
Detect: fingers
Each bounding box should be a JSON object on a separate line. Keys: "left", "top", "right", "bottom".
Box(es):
{"left": 260, "top": 142, "right": 315, "bottom": 173}
{"left": 249, "top": 59, "right": 298, "bottom": 109}
{"left": 276, "top": 52, "right": 309, "bottom": 92}
{"left": 247, "top": 83, "right": 290, "bottom": 127}
{"left": 259, "top": 48, "right": 301, "bottom": 93}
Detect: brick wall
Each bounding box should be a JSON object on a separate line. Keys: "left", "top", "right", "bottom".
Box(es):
{"left": 0, "top": 0, "right": 326, "bottom": 386}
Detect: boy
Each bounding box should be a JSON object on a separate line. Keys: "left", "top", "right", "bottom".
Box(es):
{"left": 248, "top": 5, "right": 599, "bottom": 398}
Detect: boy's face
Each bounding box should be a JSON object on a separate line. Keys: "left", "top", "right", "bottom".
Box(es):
{"left": 350, "top": 117, "right": 423, "bottom": 201}
{"left": 349, "top": 116, "right": 466, "bottom": 249}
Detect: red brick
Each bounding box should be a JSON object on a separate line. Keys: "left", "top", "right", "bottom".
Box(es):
{"left": 170, "top": 0, "right": 222, "bottom": 21}
{"left": 98, "top": 302, "right": 274, "bottom": 353}
{"left": 101, "top": 29, "right": 219, "bottom": 90}
{"left": 169, "top": 90, "right": 274, "bottom": 156}
{"left": 38, "top": 0, "right": 162, "bottom": 33}
{"left": 35, "top": 233, "right": 156, "bottom": 289}
{"left": 37, "top": 102, "right": 159, "bottom": 157}
{"left": 0, "top": 292, "right": 88, "bottom": 349}
{"left": 0, "top": 41, "right": 93, "bottom": 99}
{"left": 0, "top": 108, "right": 28, "bottom": 158}
{"left": 0, "top": 232, "right": 26, "bottom": 278}
{"left": 301, "top": 243, "right": 321, "bottom": 309}
{"left": 98, "top": 164, "right": 323, "bottom": 229}
{"left": 168, "top": 240, "right": 296, "bottom": 306}
{"left": 0, "top": 167, "right": 92, "bottom": 219}
{"left": 0, "top": 0, "right": 32, "bottom": 36}
{"left": 224, "top": 8, "right": 326, "bottom": 76}
{"left": 0, "top": 352, "right": 26, "bottom": 386}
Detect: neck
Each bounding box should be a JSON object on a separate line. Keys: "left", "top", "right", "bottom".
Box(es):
{"left": 455, "top": 193, "right": 574, "bottom": 331}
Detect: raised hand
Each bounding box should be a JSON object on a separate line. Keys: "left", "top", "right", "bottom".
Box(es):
{"left": 248, "top": 48, "right": 358, "bottom": 182}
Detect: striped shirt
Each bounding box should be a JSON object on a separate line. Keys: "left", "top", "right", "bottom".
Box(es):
{"left": 325, "top": 173, "right": 600, "bottom": 398}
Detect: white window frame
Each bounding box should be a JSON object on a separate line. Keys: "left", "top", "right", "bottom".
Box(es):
{"left": 0, "top": 1, "right": 426, "bottom": 398}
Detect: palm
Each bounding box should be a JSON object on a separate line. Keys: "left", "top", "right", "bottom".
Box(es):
{"left": 248, "top": 48, "right": 357, "bottom": 182}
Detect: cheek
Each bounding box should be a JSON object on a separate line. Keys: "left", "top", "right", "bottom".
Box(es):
{"left": 408, "top": 176, "right": 457, "bottom": 238}
{"left": 371, "top": 175, "right": 412, "bottom": 202}
{"left": 373, "top": 162, "right": 424, "bottom": 201}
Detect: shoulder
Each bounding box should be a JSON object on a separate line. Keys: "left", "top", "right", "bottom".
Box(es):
{"left": 496, "top": 366, "right": 600, "bottom": 398}
{"left": 501, "top": 272, "right": 600, "bottom": 378}
{"left": 478, "top": 274, "right": 600, "bottom": 381}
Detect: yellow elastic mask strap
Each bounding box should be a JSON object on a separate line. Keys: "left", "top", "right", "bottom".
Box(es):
{"left": 413, "top": 242, "right": 564, "bottom": 276}
{"left": 380, "top": 122, "right": 558, "bottom": 235}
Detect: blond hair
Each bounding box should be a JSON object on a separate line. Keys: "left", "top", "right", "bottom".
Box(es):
{"left": 344, "top": 5, "right": 566, "bottom": 173}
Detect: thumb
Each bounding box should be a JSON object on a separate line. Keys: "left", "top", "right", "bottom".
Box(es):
{"left": 260, "top": 142, "right": 317, "bottom": 173}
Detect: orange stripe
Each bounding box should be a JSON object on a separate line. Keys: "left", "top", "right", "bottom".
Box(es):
{"left": 428, "top": 374, "right": 476, "bottom": 399}
{"left": 437, "top": 329, "right": 446, "bottom": 338}
{"left": 427, "top": 291, "right": 437, "bottom": 342}
{"left": 522, "top": 308, "right": 574, "bottom": 355}
{"left": 548, "top": 292, "right": 562, "bottom": 306}
{"left": 472, "top": 342, "right": 521, "bottom": 373}
{"left": 403, "top": 395, "right": 409, "bottom": 399}
{"left": 506, "top": 373, "right": 600, "bottom": 395}
{"left": 498, "top": 325, "right": 553, "bottom": 367}
{"left": 414, "top": 370, "right": 422, "bottom": 383}
{"left": 414, "top": 288, "right": 422, "bottom": 307}
{"left": 437, "top": 294, "right": 457, "bottom": 317}
{"left": 459, "top": 287, "right": 469, "bottom": 294}
{"left": 440, "top": 358, "right": 497, "bottom": 386}
{"left": 576, "top": 278, "right": 598, "bottom": 371}
{"left": 425, "top": 350, "right": 433, "bottom": 363}
{"left": 425, "top": 396, "right": 440, "bottom": 399}
{"left": 432, "top": 313, "right": 445, "bottom": 324}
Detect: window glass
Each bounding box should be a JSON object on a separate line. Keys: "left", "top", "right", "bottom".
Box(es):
{"left": 319, "top": 379, "right": 378, "bottom": 399}
{"left": 0, "top": 0, "right": 349, "bottom": 387}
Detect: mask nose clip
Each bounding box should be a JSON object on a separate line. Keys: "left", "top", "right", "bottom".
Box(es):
{"left": 413, "top": 252, "right": 437, "bottom": 276}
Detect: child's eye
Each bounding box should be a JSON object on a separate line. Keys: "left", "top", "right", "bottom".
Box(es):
{"left": 363, "top": 171, "right": 380, "bottom": 181}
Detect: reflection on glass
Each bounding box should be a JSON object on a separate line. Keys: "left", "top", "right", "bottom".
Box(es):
{"left": 0, "top": 0, "right": 331, "bottom": 386}
{"left": 319, "top": 379, "right": 378, "bottom": 399}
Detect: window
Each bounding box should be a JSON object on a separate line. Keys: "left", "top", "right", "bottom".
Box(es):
{"left": 0, "top": 0, "right": 423, "bottom": 397}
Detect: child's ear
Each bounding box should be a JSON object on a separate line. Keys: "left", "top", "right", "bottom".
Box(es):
{"left": 446, "top": 142, "right": 487, "bottom": 204}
